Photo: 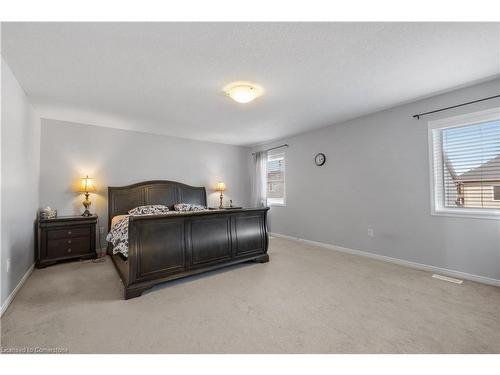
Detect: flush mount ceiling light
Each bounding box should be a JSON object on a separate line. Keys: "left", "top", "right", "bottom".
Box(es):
{"left": 223, "top": 82, "right": 263, "bottom": 104}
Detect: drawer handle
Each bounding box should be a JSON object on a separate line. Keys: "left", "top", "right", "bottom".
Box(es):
{"left": 68, "top": 231, "right": 72, "bottom": 235}
{"left": 68, "top": 240, "right": 72, "bottom": 244}
{"left": 67, "top": 248, "right": 72, "bottom": 253}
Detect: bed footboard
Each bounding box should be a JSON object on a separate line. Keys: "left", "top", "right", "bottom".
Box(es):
{"left": 111, "top": 208, "right": 269, "bottom": 299}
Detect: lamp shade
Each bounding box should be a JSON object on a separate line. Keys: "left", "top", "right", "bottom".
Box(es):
{"left": 215, "top": 182, "right": 226, "bottom": 192}
{"left": 79, "top": 176, "right": 96, "bottom": 193}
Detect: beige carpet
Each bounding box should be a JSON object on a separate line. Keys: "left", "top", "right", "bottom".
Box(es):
{"left": 1, "top": 237, "right": 499, "bottom": 353}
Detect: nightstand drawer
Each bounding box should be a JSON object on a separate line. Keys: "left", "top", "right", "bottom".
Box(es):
{"left": 47, "top": 226, "right": 90, "bottom": 240}
{"left": 47, "top": 237, "right": 91, "bottom": 258}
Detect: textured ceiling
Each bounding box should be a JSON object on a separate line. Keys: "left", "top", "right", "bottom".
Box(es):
{"left": 2, "top": 22, "right": 500, "bottom": 146}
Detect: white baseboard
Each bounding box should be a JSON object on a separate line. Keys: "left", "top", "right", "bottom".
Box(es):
{"left": 269, "top": 232, "right": 500, "bottom": 287}
{"left": 1, "top": 263, "right": 35, "bottom": 318}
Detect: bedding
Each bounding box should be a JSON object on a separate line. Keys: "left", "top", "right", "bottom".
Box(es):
{"left": 174, "top": 203, "right": 207, "bottom": 212}
{"left": 107, "top": 203, "right": 208, "bottom": 257}
{"left": 128, "top": 204, "right": 170, "bottom": 215}
{"left": 111, "top": 214, "right": 128, "bottom": 228}
{"left": 107, "top": 215, "right": 130, "bottom": 257}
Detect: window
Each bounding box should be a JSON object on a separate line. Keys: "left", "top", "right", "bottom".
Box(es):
{"left": 428, "top": 107, "right": 500, "bottom": 219}
{"left": 266, "top": 148, "right": 286, "bottom": 206}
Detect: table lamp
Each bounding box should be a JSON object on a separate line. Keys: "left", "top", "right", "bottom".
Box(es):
{"left": 79, "top": 175, "right": 96, "bottom": 216}
{"left": 216, "top": 182, "right": 226, "bottom": 209}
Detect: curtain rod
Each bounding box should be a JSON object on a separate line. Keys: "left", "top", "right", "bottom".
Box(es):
{"left": 412, "top": 94, "right": 500, "bottom": 120}
{"left": 252, "top": 144, "right": 288, "bottom": 155}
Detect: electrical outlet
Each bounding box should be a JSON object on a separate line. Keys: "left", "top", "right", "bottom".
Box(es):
{"left": 367, "top": 228, "right": 374, "bottom": 237}
{"left": 6, "top": 258, "right": 11, "bottom": 273}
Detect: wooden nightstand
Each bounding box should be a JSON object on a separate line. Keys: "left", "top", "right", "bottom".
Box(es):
{"left": 37, "top": 215, "right": 97, "bottom": 268}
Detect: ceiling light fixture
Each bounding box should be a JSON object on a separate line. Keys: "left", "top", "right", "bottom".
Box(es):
{"left": 224, "top": 82, "right": 263, "bottom": 104}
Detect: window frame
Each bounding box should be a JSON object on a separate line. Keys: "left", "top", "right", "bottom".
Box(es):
{"left": 266, "top": 150, "right": 286, "bottom": 207}
{"left": 428, "top": 107, "right": 500, "bottom": 220}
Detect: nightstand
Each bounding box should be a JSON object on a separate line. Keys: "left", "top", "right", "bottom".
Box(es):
{"left": 37, "top": 215, "right": 97, "bottom": 268}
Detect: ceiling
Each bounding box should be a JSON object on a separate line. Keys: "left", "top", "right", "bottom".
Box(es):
{"left": 2, "top": 22, "right": 500, "bottom": 146}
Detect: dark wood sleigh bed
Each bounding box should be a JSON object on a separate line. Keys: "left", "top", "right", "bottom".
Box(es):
{"left": 107, "top": 180, "right": 269, "bottom": 299}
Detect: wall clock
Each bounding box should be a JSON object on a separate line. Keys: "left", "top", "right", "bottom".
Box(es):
{"left": 314, "top": 153, "right": 326, "bottom": 166}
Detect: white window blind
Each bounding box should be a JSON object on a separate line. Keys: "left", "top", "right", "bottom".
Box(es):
{"left": 429, "top": 107, "right": 500, "bottom": 219}
{"left": 266, "top": 148, "right": 286, "bottom": 206}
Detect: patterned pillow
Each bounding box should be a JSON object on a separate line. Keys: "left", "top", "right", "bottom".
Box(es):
{"left": 174, "top": 203, "right": 207, "bottom": 212}
{"left": 128, "top": 205, "right": 170, "bottom": 215}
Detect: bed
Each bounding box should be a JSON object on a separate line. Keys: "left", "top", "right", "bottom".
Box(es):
{"left": 107, "top": 180, "right": 269, "bottom": 299}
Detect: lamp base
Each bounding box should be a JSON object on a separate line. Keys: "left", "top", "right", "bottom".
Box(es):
{"left": 219, "top": 192, "right": 224, "bottom": 209}
{"left": 82, "top": 192, "right": 92, "bottom": 216}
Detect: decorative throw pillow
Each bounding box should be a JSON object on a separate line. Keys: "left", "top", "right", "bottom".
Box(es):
{"left": 174, "top": 203, "right": 207, "bottom": 212}
{"left": 128, "top": 205, "right": 170, "bottom": 215}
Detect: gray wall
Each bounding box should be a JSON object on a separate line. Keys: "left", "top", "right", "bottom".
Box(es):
{"left": 1, "top": 57, "right": 40, "bottom": 307}
{"left": 39, "top": 119, "right": 251, "bottom": 246}
{"left": 252, "top": 78, "right": 500, "bottom": 280}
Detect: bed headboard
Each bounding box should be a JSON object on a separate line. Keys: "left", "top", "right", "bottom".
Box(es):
{"left": 107, "top": 180, "right": 207, "bottom": 228}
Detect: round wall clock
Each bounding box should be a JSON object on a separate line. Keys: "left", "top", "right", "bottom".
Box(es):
{"left": 314, "top": 153, "right": 326, "bottom": 166}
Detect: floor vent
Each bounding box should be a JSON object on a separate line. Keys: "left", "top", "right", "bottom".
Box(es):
{"left": 432, "top": 274, "right": 463, "bottom": 284}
